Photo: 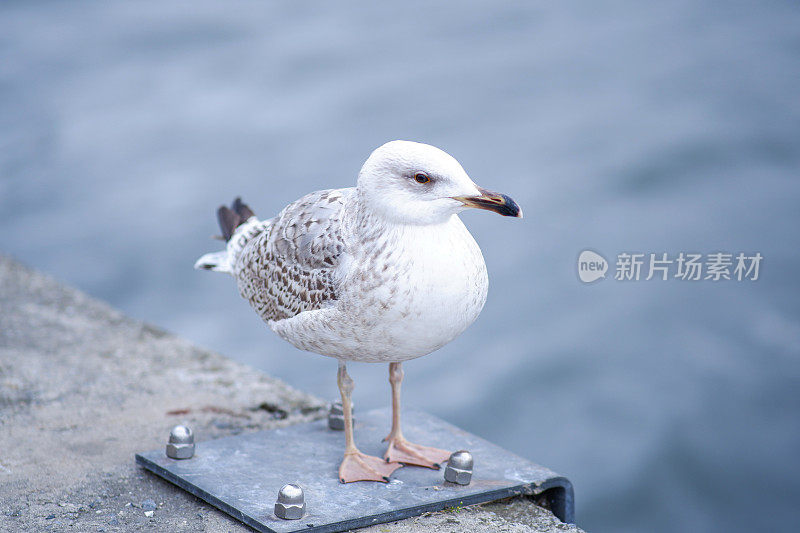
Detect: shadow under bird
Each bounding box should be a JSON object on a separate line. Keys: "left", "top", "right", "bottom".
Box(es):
{"left": 195, "top": 140, "right": 522, "bottom": 483}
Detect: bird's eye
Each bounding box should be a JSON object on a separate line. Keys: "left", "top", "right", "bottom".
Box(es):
{"left": 414, "top": 172, "right": 430, "bottom": 184}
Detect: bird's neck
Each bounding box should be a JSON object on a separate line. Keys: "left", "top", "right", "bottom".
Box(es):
{"left": 349, "top": 193, "right": 460, "bottom": 242}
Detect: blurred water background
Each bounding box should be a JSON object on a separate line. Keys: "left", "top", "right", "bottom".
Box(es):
{"left": 2, "top": 1, "right": 800, "bottom": 531}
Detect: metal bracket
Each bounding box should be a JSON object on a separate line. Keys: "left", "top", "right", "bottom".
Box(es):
{"left": 136, "top": 408, "right": 574, "bottom": 532}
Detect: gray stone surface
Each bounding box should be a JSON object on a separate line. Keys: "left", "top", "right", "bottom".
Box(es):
{"left": 0, "top": 255, "right": 585, "bottom": 532}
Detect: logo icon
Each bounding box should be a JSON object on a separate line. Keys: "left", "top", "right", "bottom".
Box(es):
{"left": 578, "top": 250, "right": 608, "bottom": 283}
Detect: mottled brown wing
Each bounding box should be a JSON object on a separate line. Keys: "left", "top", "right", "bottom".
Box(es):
{"left": 234, "top": 188, "right": 353, "bottom": 322}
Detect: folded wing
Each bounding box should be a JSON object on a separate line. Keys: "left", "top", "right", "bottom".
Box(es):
{"left": 234, "top": 188, "right": 354, "bottom": 322}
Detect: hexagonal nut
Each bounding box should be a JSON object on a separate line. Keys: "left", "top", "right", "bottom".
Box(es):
{"left": 166, "top": 442, "right": 195, "bottom": 459}
{"left": 448, "top": 450, "right": 473, "bottom": 470}
{"left": 168, "top": 425, "right": 194, "bottom": 445}
{"left": 274, "top": 501, "right": 305, "bottom": 520}
{"left": 444, "top": 465, "right": 472, "bottom": 485}
{"left": 328, "top": 414, "right": 345, "bottom": 430}
{"left": 328, "top": 401, "right": 353, "bottom": 431}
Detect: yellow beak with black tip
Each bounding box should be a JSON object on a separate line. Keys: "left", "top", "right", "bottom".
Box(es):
{"left": 452, "top": 187, "right": 523, "bottom": 218}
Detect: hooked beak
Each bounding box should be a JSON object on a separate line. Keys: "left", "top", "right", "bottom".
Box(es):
{"left": 452, "top": 187, "right": 523, "bottom": 218}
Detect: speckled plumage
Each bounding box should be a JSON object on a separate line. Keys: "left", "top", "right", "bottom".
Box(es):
{"left": 235, "top": 188, "right": 350, "bottom": 322}
{"left": 218, "top": 187, "right": 488, "bottom": 363}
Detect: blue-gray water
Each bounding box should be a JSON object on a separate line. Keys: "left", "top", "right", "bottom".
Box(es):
{"left": 2, "top": 2, "right": 799, "bottom": 531}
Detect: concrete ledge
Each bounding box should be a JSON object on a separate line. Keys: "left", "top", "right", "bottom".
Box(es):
{"left": 0, "top": 255, "right": 584, "bottom": 532}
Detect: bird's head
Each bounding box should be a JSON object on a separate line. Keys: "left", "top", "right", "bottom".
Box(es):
{"left": 357, "top": 140, "right": 522, "bottom": 225}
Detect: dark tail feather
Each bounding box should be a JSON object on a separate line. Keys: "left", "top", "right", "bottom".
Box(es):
{"left": 217, "top": 197, "right": 256, "bottom": 241}
{"left": 217, "top": 206, "right": 240, "bottom": 241}
{"left": 232, "top": 197, "right": 255, "bottom": 221}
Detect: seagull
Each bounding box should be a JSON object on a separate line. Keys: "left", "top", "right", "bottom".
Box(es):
{"left": 194, "top": 140, "right": 522, "bottom": 483}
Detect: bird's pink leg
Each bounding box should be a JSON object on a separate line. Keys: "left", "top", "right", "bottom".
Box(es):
{"left": 337, "top": 361, "right": 401, "bottom": 483}
{"left": 383, "top": 362, "right": 451, "bottom": 469}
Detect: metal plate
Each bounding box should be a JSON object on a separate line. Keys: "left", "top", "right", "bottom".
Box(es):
{"left": 136, "top": 409, "right": 574, "bottom": 532}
